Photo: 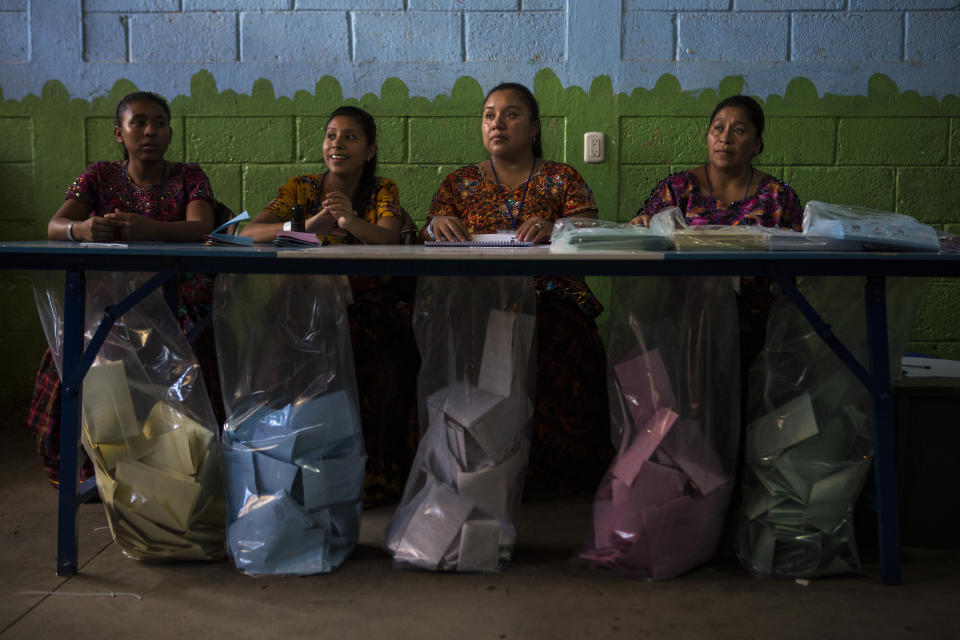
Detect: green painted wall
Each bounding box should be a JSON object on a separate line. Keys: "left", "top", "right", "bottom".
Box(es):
{"left": 2, "top": 70, "right": 959, "bottom": 416}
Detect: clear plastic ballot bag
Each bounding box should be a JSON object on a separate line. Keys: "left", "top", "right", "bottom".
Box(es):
{"left": 802, "top": 201, "right": 941, "bottom": 252}
{"left": 214, "top": 274, "right": 364, "bottom": 575}
{"left": 33, "top": 271, "right": 225, "bottom": 561}
{"left": 579, "top": 276, "right": 740, "bottom": 579}
{"left": 736, "top": 277, "right": 923, "bottom": 578}
{"left": 385, "top": 276, "right": 536, "bottom": 572}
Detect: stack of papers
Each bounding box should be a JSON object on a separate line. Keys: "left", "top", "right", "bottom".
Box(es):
{"left": 274, "top": 231, "right": 320, "bottom": 247}
{"left": 82, "top": 361, "right": 225, "bottom": 561}
{"left": 386, "top": 309, "right": 536, "bottom": 572}
{"left": 223, "top": 390, "right": 364, "bottom": 575}
{"left": 203, "top": 211, "right": 253, "bottom": 246}
{"left": 579, "top": 348, "right": 732, "bottom": 579}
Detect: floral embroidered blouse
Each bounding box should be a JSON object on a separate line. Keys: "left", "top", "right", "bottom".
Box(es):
{"left": 428, "top": 161, "right": 602, "bottom": 316}
{"left": 66, "top": 161, "right": 215, "bottom": 220}
{"left": 636, "top": 170, "right": 803, "bottom": 231}
{"left": 264, "top": 174, "right": 401, "bottom": 245}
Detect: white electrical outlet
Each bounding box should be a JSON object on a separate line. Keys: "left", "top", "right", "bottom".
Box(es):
{"left": 584, "top": 132, "right": 604, "bottom": 163}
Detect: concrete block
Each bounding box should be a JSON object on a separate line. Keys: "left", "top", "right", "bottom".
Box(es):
{"left": 202, "top": 164, "right": 243, "bottom": 214}
{"left": 409, "top": 117, "right": 485, "bottom": 164}
{"left": 0, "top": 11, "right": 28, "bottom": 62}
{"left": 86, "top": 116, "right": 186, "bottom": 164}
{"left": 383, "top": 164, "right": 464, "bottom": 223}
{"left": 762, "top": 117, "right": 835, "bottom": 165}
{"left": 83, "top": 13, "right": 127, "bottom": 62}
{"left": 736, "top": 1, "right": 843, "bottom": 9}
{"left": 0, "top": 1, "right": 27, "bottom": 10}
{"left": 187, "top": 117, "right": 295, "bottom": 163}
{"left": 0, "top": 117, "right": 32, "bottom": 162}
{"left": 897, "top": 168, "right": 960, "bottom": 224}
{"left": 85, "top": 0, "right": 177, "bottom": 10}
{"left": 0, "top": 164, "right": 34, "bottom": 218}
{"left": 410, "top": 0, "right": 516, "bottom": 9}
{"left": 620, "top": 117, "right": 705, "bottom": 165}
{"left": 911, "top": 283, "right": 960, "bottom": 341}
{"left": 186, "top": 1, "right": 289, "bottom": 9}
{"left": 627, "top": 0, "right": 727, "bottom": 8}
{"left": 522, "top": 0, "right": 564, "bottom": 9}
{"left": 466, "top": 12, "right": 564, "bottom": 62}
{"left": 130, "top": 13, "right": 237, "bottom": 63}
{"left": 852, "top": 1, "right": 956, "bottom": 9}
{"left": 0, "top": 275, "right": 39, "bottom": 331}
{"left": 952, "top": 118, "right": 960, "bottom": 167}
{"left": 375, "top": 116, "right": 407, "bottom": 164}
{"left": 619, "top": 165, "right": 672, "bottom": 223}
{"left": 792, "top": 13, "right": 901, "bottom": 61}
{"left": 354, "top": 12, "right": 459, "bottom": 62}
{"left": 242, "top": 12, "right": 349, "bottom": 62}
{"left": 242, "top": 163, "right": 307, "bottom": 214}
{"left": 621, "top": 11, "right": 675, "bottom": 62}
{"left": 837, "top": 117, "right": 948, "bottom": 166}
{"left": 298, "top": 0, "right": 402, "bottom": 8}
{"left": 782, "top": 167, "right": 896, "bottom": 212}
{"left": 678, "top": 13, "right": 788, "bottom": 61}
{"left": 906, "top": 12, "right": 960, "bottom": 62}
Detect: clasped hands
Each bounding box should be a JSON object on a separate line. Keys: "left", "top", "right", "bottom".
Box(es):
{"left": 73, "top": 209, "right": 158, "bottom": 242}
{"left": 305, "top": 190, "right": 357, "bottom": 237}
{"left": 430, "top": 215, "right": 553, "bottom": 243}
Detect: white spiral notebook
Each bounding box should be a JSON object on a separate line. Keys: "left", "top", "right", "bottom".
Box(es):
{"left": 425, "top": 233, "right": 536, "bottom": 247}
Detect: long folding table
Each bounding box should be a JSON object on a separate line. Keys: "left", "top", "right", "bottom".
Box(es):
{"left": 3, "top": 241, "right": 959, "bottom": 584}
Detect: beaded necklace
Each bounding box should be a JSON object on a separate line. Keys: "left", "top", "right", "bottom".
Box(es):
{"left": 122, "top": 160, "right": 168, "bottom": 217}
{"left": 705, "top": 164, "right": 753, "bottom": 205}
{"left": 490, "top": 158, "right": 536, "bottom": 230}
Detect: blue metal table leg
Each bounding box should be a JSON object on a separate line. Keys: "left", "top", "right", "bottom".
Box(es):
{"left": 864, "top": 275, "right": 902, "bottom": 585}
{"left": 57, "top": 270, "right": 85, "bottom": 576}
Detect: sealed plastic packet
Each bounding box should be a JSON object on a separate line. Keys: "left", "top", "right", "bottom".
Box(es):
{"left": 736, "top": 276, "right": 924, "bottom": 578}
{"left": 33, "top": 271, "right": 225, "bottom": 561}
{"left": 214, "top": 274, "right": 364, "bottom": 575}
{"left": 579, "top": 276, "right": 740, "bottom": 579}
{"left": 385, "top": 276, "right": 536, "bottom": 572}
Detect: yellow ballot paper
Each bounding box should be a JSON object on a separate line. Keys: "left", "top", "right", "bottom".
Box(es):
{"left": 82, "top": 360, "right": 139, "bottom": 444}
{"left": 115, "top": 459, "right": 202, "bottom": 532}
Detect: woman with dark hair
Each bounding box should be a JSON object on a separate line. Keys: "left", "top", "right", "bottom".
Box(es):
{"left": 424, "top": 82, "right": 613, "bottom": 494}
{"left": 242, "top": 106, "right": 419, "bottom": 506}
{"left": 241, "top": 105, "right": 402, "bottom": 244}
{"left": 630, "top": 94, "right": 800, "bottom": 229}
{"left": 32, "top": 90, "right": 221, "bottom": 485}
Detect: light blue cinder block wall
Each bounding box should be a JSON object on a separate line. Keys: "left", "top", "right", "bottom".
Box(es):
{"left": 0, "top": 1, "right": 958, "bottom": 100}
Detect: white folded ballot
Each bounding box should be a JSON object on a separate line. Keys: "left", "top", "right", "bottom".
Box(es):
{"left": 387, "top": 308, "right": 536, "bottom": 572}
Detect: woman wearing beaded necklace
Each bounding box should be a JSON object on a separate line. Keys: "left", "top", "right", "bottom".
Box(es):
{"left": 425, "top": 82, "right": 613, "bottom": 494}
{"left": 31, "top": 91, "right": 221, "bottom": 487}
{"left": 630, "top": 94, "right": 801, "bottom": 229}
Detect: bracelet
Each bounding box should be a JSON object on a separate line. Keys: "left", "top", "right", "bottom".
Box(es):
{"left": 65, "top": 222, "right": 76, "bottom": 242}
{"left": 425, "top": 218, "right": 436, "bottom": 240}
{"left": 282, "top": 221, "right": 291, "bottom": 232}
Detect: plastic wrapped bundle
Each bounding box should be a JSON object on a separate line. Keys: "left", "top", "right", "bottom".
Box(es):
{"left": 386, "top": 276, "right": 536, "bottom": 572}
{"left": 33, "top": 272, "right": 225, "bottom": 561}
{"left": 737, "top": 277, "right": 924, "bottom": 578}
{"left": 579, "top": 276, "right": 740, "bottom": 579}
{"left": 549, "top": 212, "right": 677, "bottom": 252}
{"left": 802, "top": 200, "right": 940, "bottom": 251}
{"left": 214, "top": 274, "right": 363, "bottom": 575}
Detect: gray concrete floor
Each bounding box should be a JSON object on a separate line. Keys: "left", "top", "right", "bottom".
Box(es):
{"left": 2, "top": 417, "right": 957, "bottom": 640}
